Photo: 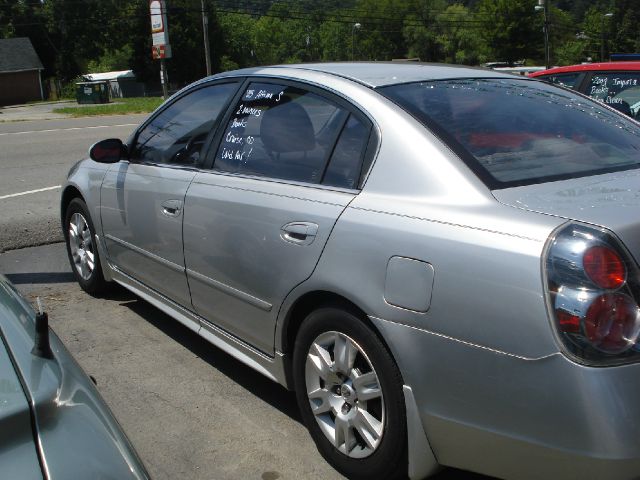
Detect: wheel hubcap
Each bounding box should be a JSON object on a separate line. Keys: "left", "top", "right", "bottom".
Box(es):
{"left": 305, "top": 331, "right": 384, "bottom": 458}
{"left": 68, "top": 212, "right": 95, "bottom": 281}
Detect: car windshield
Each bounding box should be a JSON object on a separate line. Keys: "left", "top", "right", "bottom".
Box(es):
{"left": 382, "top": 78, "right": 640, "bottom": 188}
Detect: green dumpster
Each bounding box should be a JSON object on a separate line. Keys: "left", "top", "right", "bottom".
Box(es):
{"left": 76, "top": 81, "right": 110, "bottom": 104}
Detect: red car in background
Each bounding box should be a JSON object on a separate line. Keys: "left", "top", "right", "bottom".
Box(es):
{"left": 530, "top": 62, "right": 640, "bottom": 118}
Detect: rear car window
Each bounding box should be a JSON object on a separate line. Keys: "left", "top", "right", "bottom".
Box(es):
{"left": 323, "top": 114, "right": 370, "bottom": 189}
{"left": 382, "top": 78, "right": 640, "bottom": 188}
{"left": 214, "top": 82, "right": 369, "bottom": 188}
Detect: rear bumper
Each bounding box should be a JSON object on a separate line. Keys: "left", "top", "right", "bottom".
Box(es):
{"left": 372, "top": 317, "right": 640, "bottom": 480}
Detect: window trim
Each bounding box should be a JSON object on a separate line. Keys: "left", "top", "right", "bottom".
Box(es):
{"left": 202, "top": 76, "right": 378, "bottom": 191}
{"left": 127, "top": 79, "right": 242, "bottom": 169}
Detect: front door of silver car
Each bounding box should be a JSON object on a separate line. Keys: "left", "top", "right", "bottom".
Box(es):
{"left": 100, "top": 82, "right": 239, "bottom": 306}
{"left": 183, "top": 80, "right": 374, "bottom": 353}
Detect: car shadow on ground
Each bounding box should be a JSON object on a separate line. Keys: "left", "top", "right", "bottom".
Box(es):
{"left": 6, "top": 272, "right": 76, "bottom": 284}
{"left": 120, "top": 293, "right": 303, "bottom": 423}
{"left": 118, "top": 291, "right": 494, "bottom": 480}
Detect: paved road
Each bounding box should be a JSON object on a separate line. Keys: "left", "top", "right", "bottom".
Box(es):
{"left": 0, "top": 115, "right": 146, "bottom": 252}
{"left": 0, "top": 243, "right": 346, "bottom": 480}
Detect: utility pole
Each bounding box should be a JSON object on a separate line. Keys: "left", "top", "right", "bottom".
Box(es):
{"left": 201, "top": 0, "right": 212, "bottom": 76}
{"left": 160, "top": 58, "right": 169, "bottom": 99}
{"left": 601, "top": 13, "right": 614, "bottom": 62}
{"left": 543, "top": 0, "right": 550, "bottom": 69}
{"left": 351, "top": 23, "right": 361, "bottom": 61}
{"left": 535, "top": 0, "right": 550, "bottom": 69}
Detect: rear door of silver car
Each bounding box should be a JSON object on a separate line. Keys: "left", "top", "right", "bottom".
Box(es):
{"left": 183, "top": 79, "right": 375, "bottom": 353}
{"left": 100, "top": 81, "right": 240, "bottom": 305}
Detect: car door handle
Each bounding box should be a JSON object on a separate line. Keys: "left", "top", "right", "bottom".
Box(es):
{"left": 281, "top": 222, "right": 319, "bottom": 245}
{"left": 161, "top": 199, "right": 183, "bottom": 217}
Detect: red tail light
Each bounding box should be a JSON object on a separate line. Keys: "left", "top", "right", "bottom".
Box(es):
{"left": 584, "top": 294, "right": 640, "bottom": 354}
{"left": 583, "top": 246, "right": 626, "bottom": 289}
{"left": 545, "top": 223, "right": 640, "bottom": 365}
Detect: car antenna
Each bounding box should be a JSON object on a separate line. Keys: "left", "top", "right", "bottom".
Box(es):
{"left": 31, "top": 297, "right": 53, "bottom": 359}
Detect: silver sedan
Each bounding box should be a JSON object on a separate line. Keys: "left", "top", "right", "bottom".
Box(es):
{"left": 61, "top": 63, "right": 640, "bottom": 479}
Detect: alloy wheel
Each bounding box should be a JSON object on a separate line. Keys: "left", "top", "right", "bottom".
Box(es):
{"left": 304, "top": 331, "right": 385, "bottom": 459}
{"left": 68, "top": 212, "right": 95, "bottom": 280}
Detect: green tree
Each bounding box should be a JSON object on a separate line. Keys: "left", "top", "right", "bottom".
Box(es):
{"left": 537, "top": 5, "right": 580, "bottom": 66}
{"left": 318, "top": 22, "right": 351, "bottom": 61}
{"left": 218, "top": 13, "right": 258, "bottom": 69}
{"left": 86, "top": 45, "right": 134, "bottom": 73}
{"left": 555, "top": 39, "right": 588, "bottom": 65}
{"left": 610, "top": 0, "right": 640, "bottom": 56}
{"left": 347, "top": 0, "right": 408, "bottom": 61}
{"left": 477, "top": 0, "right": 542, "bottom": 64}
{"left": 40, "top": 0, "right": 115, "bottom": 81}
{"left": 580, "top": 6, "right": 614, "bottom": 62}
{"left": 435, "top": 4, "right": 488, "bottom": 64}
{"left": 252, "top": 3, "right": 311, "bottom": 64}
{"left": 402, "top": 0, "right": 447, "bottom": 61}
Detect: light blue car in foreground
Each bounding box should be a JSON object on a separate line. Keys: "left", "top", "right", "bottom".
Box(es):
{"left": 0, "top": 275, "right": 149, "bottom": 479}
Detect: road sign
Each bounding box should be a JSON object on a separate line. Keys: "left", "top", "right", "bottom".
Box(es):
{"left": 151, "top": 44, "right": 172, "bottom": 60}
{"left": 150, "top": 0, "right": 172, "bottom": 59}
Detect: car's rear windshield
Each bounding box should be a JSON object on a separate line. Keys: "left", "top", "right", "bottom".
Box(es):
{"left": 381, "top": 78, "right": 640, "bottom": 188}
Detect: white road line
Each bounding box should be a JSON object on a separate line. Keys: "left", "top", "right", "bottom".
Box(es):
{"left": 0, "top": 185, "right": 61, "bottom": 200}
{"left": 0, "top": 123, "right": 137, "bottom": 137}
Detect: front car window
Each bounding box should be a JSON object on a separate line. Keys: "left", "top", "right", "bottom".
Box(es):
{"left": 132, "top": 82, "right": 238, "bottom": 166}
{"left": 382, "top": 78, "right": 640, "bottom": 188}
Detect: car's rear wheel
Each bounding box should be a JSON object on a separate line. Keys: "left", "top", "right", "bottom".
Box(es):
{"left": 64, "top": 198, "right": 108, "bottom": 294}
{"left": 293, "top": 306, "right": 407, "bottom": 479}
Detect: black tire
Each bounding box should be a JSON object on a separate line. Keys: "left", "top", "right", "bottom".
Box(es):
{"left": 64, "top": 197, "right": 109, "bottom": 295}
{"left": 293, "top": 306, "right": 408, "bottom": 479}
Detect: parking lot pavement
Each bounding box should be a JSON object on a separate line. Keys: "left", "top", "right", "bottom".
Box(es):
{"left": 0, "top": 243, "right": 490, "bottom": 480}
{"left": 0, "top": 243, "right": 345, "bottom": 480}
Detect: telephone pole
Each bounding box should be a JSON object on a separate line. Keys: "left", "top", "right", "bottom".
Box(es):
{"left": 160, "top": 58, "right": 169, "bottom": 99}
{"left": 601, "top": 13, "right": 614, "bottom": 62}
{"left": 535, "top": 0, "right": 550, "bottom": 69}
{"left": 543, "top": 0, "right": 550, "bottom": 69}
{"left": 201, "top": 0, "right": 212, "bottom": 76}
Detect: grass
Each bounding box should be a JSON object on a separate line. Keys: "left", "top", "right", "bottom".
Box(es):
{"left": 53, "top": 97, "right": 164, "bottom": 116}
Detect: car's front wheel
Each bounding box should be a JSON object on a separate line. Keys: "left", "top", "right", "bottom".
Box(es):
{"left": 64, "top": 197, "right": 108, "bottom": 295}
{"left": 293, "top": 306, "right": 407, "bottom": 479}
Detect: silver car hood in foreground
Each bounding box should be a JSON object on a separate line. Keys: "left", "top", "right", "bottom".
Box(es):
{"left": 493, "top": 169, "right": 640, "bottom": 261}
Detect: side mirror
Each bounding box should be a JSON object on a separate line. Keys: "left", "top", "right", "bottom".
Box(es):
{"left": 89, "top": 138, "right": 127, "bottom": 163}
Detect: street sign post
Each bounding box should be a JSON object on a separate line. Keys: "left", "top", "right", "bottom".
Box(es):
{"left": 150, "top": 0, "right": 171, "bottom": 99}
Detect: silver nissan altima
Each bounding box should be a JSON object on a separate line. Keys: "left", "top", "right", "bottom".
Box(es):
{"left": 61, "top": 63, "right": 640, "bottom": 480}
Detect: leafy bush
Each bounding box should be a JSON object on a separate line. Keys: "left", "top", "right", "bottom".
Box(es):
{"left": 60, "top": 75, "right": 87, "bottom": 99}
